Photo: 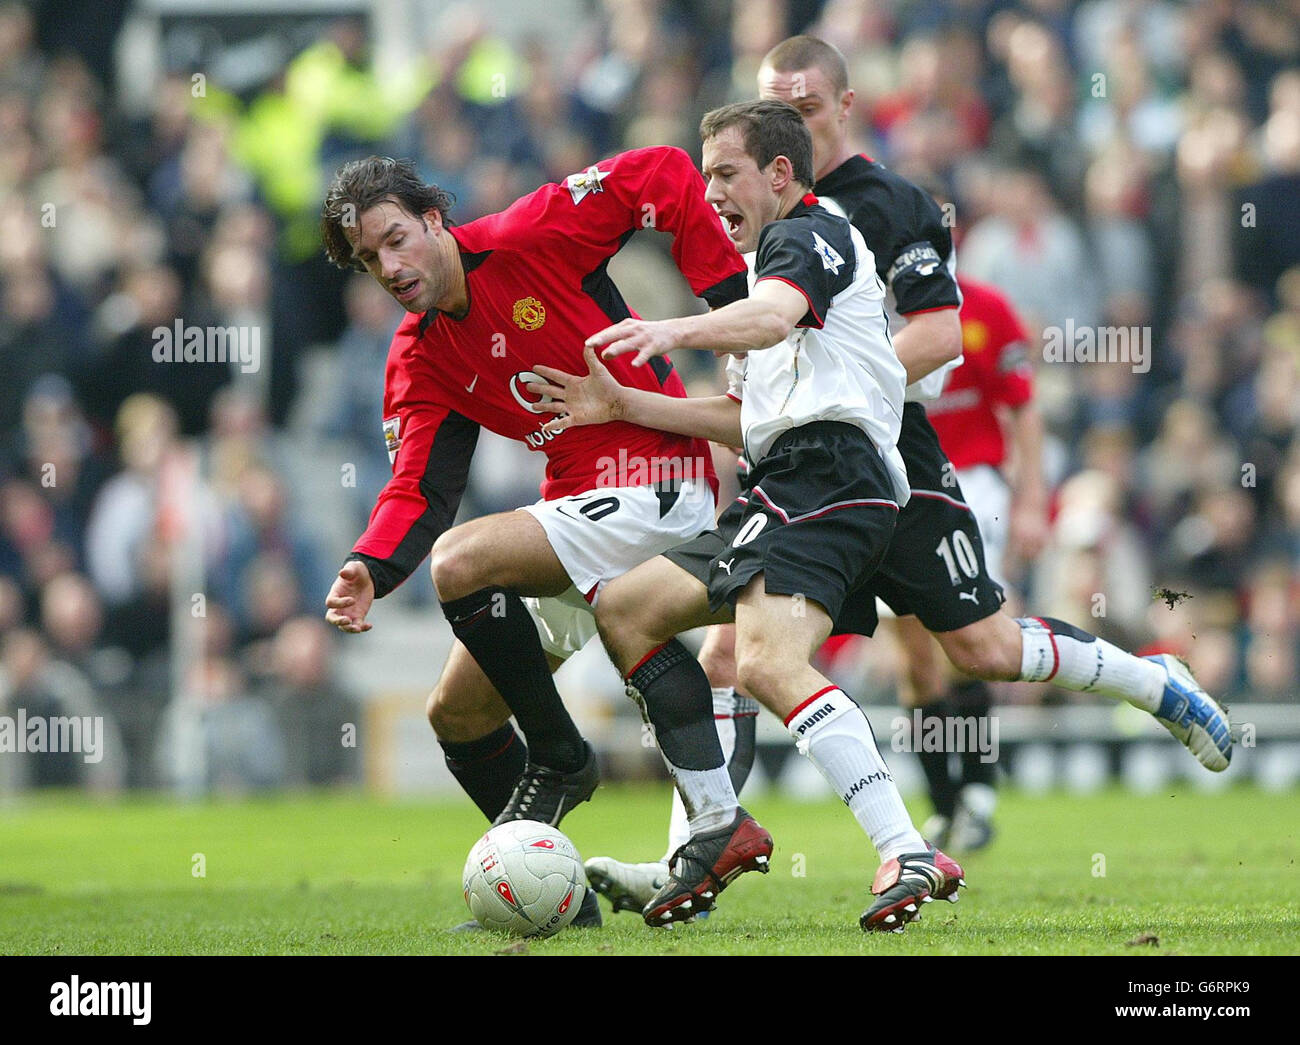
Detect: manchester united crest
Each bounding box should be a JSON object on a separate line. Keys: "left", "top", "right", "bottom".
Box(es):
{"left": 513, "top": 296, "right": 546, "bottom": 331}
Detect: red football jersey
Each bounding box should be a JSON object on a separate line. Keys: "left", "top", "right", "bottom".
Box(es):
{"left": 925, "top": 276, "right": 1035, "bottom": 471}
{"left": 350, "top": 146, "right": 748, "bottom": 597}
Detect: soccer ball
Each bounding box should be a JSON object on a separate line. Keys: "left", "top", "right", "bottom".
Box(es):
{"left": 462, "top": 820, "right": 588, "bottom": 938}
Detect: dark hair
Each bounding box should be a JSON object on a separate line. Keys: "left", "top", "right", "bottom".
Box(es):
{"left": 760, "top": 35, "right": 849, "bottom": 96}
{"left": 699, "top": 99, "right": 815, "bottom": 188}
{"left": 320, "top": 157, "right": 455, "bottom": 270}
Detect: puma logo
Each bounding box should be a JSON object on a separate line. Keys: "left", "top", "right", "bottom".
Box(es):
{"left": 958, "top": 587, "right": 979, "bottom": 604}
{"left": 718, "top": 558, "right": 736, "bottom": 575}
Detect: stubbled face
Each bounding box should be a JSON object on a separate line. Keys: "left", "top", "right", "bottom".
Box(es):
{"left": 346, "top": 200, "right": 452, "bottom": 313}
{"left": 757, "top": 64, "right": 853, "bottom": 179}
{"left": 702, "top": 126, "right": 783, "bottom": 254}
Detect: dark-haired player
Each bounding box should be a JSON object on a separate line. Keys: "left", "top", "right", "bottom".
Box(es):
{"left": 318, "top": 148, "right": 748, "bottom": 928}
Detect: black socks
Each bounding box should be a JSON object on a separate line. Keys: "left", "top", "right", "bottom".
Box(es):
{"left": 439, "top": 723, "right": 527, "bottom": 820}
{"left": 627, "top": 639, "right": 725, "bottom": 771}
{"left": 914, "top": 697, "right": 958, "bottom": 818}
{"left": 952, "top": 679, "right": 995, "bottom": 788}
{"left": 915, "top": 680, "right": 998, "bottom": 818}
{"left": 441, "top": 586, "right": 585, "bottom": 772}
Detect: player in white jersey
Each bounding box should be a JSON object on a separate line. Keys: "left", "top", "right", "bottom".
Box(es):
{"left": 530, "top": 99, "right": 966, "bottom": 932}
{"left": 575, "top": 36, "right": 1233, "bottom": 916}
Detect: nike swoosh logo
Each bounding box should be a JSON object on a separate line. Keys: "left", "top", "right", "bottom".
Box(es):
{"left": 465, "top": 375, "right": 479, "bottom": 393}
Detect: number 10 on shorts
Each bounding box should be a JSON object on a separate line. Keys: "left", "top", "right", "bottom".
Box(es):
{"left": 936, "top": 531, "right": 979, "bottom": 585}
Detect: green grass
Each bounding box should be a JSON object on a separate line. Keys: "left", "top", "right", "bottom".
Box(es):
{"left": 1, "top": 785, "right": 1296, "bottom": 955}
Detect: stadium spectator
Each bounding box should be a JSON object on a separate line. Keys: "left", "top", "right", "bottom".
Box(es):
{"left": 0, "top": 626, "right": 124, "bottom": 791}
{"left": 83, "top": 395, "right": 181, "bottom": 607}
{"left": 210, "top": 463, "right": 328, "bottom": 641}
{"left": 19, "top": 377, "right": 109, "bottom": 559}
{"left": 154, "top": 652, "right": 286, "bottom": 796}
{"left": 262, "top": 616, "right": 361, "bottom": 788}
{"left": 959, "top": 166, "right": 1101, "bottom": 336}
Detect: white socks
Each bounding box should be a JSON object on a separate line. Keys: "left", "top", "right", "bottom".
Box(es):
{"left": 665, "top": 687, "right": 748, "bottom": 856}
{"left": 785, "top": 686, "right": 925, "bottom": 862}
{"left": 1016, "top": 617, "right": 1165, "bottom": 712}
{"left": 673, "top": 767, "right": 738, "bottom": 835}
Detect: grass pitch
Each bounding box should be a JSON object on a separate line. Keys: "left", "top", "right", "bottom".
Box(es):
{"left": 1, "top": 785, "right": 1296, "bottom": 955}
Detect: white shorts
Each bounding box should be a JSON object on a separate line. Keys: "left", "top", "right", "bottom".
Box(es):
{"left": 956, "top": 464, "right": 1011, "bottom": 590}
{"left": 520, "top": 479, "right": 716, "bottom": 658}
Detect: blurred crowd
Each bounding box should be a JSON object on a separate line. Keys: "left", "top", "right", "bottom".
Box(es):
{"left": 0, "top": 0, "right": 1297, "bottom": 791}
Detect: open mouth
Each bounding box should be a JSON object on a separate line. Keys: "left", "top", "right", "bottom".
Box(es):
{"left": 720, "top": 211, "right": 744, "bottom": 239}
{"left": 391, "top": 277, "right": 421, "bottom": 302}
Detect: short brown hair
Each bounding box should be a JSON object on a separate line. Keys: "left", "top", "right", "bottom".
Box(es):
{"left": 760, "top": 35, "right": 849, "bottom": 96}
{"left": 320, "top": 157, "right": 455, "bottom": 270}
{"left": 699, "top": 99, "right": 815, "bottom": 188}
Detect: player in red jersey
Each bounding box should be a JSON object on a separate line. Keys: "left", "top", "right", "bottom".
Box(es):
{"left": 928, "top": 277, "right": 1040, "bottom": 516}
{"left": 907, "top": 274, "right": 1047, "bottom": 849}
{"left": 318, "top": 149, "right": 747, "bottom": 927}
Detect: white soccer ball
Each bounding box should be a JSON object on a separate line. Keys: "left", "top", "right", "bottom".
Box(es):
{"left": 462, "top": 820, "right": 588, "bottom": 938}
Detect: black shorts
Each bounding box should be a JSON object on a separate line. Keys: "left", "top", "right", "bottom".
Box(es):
{"left": 664, "top": 421, "right": 899, "bottom": 622}
{"left": 833, "top": 403, "right": 1004, "bottom": 636}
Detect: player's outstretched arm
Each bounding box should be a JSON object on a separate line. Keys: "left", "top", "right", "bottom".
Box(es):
{"left": 589, "top": 279, "right": 809, "bottom": 368}
{"left": 325, "top": 560, "right": 375, "bottom": 634}
{"left": 528, "top": 346, "right": 742, "bottom": 445}
{"left": 335, "top": 404, "right": 479, "bottom": 614}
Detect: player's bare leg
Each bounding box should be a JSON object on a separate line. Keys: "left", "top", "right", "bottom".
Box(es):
{"left": 428, "top": 509, "right": 582, "bottom": 769}
{"left": 427, "top": 640, "right": 516, "bottom": 743}
{"left": 430, "top": 510, "right": 572, "bottom": 601}
{"left": 699, "top": 622, "right": 738, "bottom": 688}
{"left": 598, "top": 556, "right": 730, "bottom": 671}
{"left": 933, "top": 610, "right": 1231, "bottom": 771}
{"left": 729, "top": 581, "right": 962, "bottom": 932}
{"left": 431, "top": 510, "right": 597, "bottom": 821}
{"left": 427, "top": 639, "right": 566, "bottom": 818}
{"left": 931, "top": 611, "right": 1021, "bottom": 680}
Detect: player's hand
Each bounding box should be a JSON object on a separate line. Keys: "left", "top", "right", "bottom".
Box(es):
{"left": 586, "top": 318, "right": 677, "bottom": 367}
{"left": 325, "top": 560, "right": 375, "bottom": 634}
{"left": 1008, "top": 497, "right": 1049, "bottom": 565}
{"left": 527, "top": 346, "right": 626, "bottom": 435}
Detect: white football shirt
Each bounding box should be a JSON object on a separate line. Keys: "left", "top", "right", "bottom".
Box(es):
{"left": 725, "top": 197, "right": 910, "bottom": 505}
